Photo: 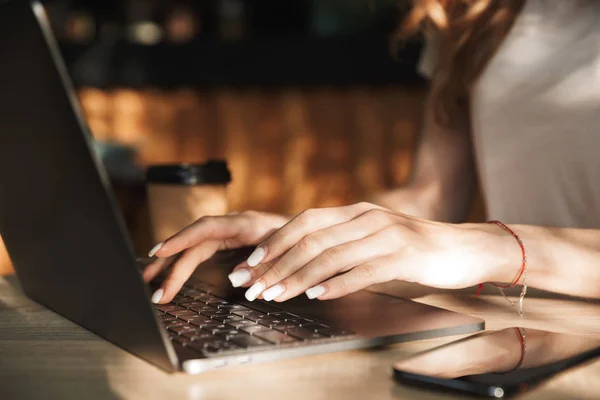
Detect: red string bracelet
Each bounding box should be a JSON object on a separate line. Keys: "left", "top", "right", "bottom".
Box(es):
{"left": 475, "top": 221, "right": 528, "bottom": 316}
{"left": 494, "top": 327, "right": 527, "bottom": 374}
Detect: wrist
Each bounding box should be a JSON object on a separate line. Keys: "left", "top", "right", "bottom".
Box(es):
{"left": 461, "top": 223, "right": 523, "bottom": 284}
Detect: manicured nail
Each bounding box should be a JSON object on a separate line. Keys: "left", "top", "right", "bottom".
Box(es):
{"left": 305, "top": 285, "right": 326, "bottom": 299}
{"left": 262, "top": 284, "right": 285, "bottom": 301}
{"left": 151, "top": 288, "right": 164, "bottom": 304}
{"left": 148, "top": 242, "right": 164, "bottom": 257}
{"left": 246, "top": 246, "right": 266, "bottom": 267}
{"left": 228, "top": 269, "right": 252, "bottom": 288}
{"left": 245, "top": 281, "right": 265, "bottom": 301}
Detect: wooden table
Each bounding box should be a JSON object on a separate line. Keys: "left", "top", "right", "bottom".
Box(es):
{"left": 1, "top": 275, "right": 599, "bottom": 400}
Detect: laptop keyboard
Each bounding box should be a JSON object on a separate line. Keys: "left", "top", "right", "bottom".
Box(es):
{"left": 153, "top": 285, "right": 355, "bottom": 357}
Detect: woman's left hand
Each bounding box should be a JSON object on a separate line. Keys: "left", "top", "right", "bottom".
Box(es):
{"left": 237, "top": 202, "right": 515, "bottom": 302}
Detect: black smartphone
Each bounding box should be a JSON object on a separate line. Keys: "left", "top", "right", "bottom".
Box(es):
{"left": 393, "top": 327, "right": 600, "bottom": 398}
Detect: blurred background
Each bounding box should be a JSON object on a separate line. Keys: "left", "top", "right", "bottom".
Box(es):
{"left": 0, "top": 0, "right": 483, "bottom": 274}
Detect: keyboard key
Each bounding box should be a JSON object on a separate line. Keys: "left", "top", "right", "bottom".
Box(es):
{"left": 165, "top": 321, "right": 186, "bottom": 329}
{"left": 189, "top": 305, "right": 217, "bottom": 313}
{"left": 190, "top": 294, "right": 214, "bottom": 302}
{"left": 168, "top": 325, "right": 194, "bottom": 335}
{"left": 197, "top": 295, "right": 222, "bottom": 302}
{"left": 241, "top": 325, "right": 271, "bottom": 335}
{"left": 221, "top": 316, "right": 245, "bottom": 323}
{"left": 211, "top": 314, "right": 239, "bottom": 322}
{"left": 233, "top": 310, "right": 266, "bottom": 320}
{"left": 256, "top": 315, "right": 280, "bottom": 323}
{"left": 178, "top": 301, "right": 205, "bottom": 308}
{"left": 167, "top": 308, "right": 195, "bottom": 317}
{"left": 254, "top": 330, "right": 298, "bottom": 344}
{"left": 286, "top": 318, "right": 315, "bottom": 326}
{"left": 182, "top": 331, "right": 213, "bottom": 341}
{"left": 241, "top": 301, "right": 282, "bottom": 314}
{"left": 272, "top": 323, "right": 303, "bottom": 332}
{"left": 155, "top": 304, "right": 182, "bottom": 313}
{"left": 211, "top": 328, "right": 240, "bottom": 336}
{"left": 231, "top": 335, "right": 270, "bottom": 348}
{"left": 217, "top": 304, "right": 251, "bottom": 310}
{"left": 286, "top": 328, "right": 327, "bottom": 341}
{"left": 217, "top": 331, "right": 246, "bottom": 341}
{"left": 269, "top": 312, "right": 301, "bottom": 321}
{"left": 226, "top": 305, "right": 253, "bottom": 313}
{"left": 200, "top": 309, "right": 229, "bottom": 317}
{"left": 205, "top": 299, "right": 231, "bottom": 306}
{"left": 300, "top": 323, "right": 330, "bottom": 332}
{"left": 227, "top": 320, "right": 258, "bottom": 329}
{"left": 159, "top": 314, "right": 177, "bottom": 322}
{"left": 201, "top": 324, "right": 229, "bottom": 333}
{"left": 172, "top": 336, "right": 190, "bottom": 346}
{"left": 172, "top": 296, "right": 188, "bottom": 303}
{"left": 188, "top": 318, "right": 216, "bottom": 327}
{"left": 257, "top": 319, "right": 283, "bottom": 329}
{"left": 176, "top": 313, "right": 203, "bottom": 322}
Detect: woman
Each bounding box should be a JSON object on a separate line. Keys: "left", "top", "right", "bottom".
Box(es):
{"left": 145, "top": 0, "right": 600, "bottom": 307}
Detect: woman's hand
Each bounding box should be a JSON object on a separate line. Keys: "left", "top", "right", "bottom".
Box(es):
{"left": 239, "top": 202, "right": 516, "bottom": 302}
{"left": 144, "top": 211, "right": 289, "bottom": 304}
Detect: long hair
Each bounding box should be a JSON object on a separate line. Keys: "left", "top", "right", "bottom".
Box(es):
{"left": 395, "top": 0, "right": 526, "bottom": 127}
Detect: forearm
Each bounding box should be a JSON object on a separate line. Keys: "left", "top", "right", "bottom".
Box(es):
{"left": 473, "top": 223, "right": 600, "bottom": 299}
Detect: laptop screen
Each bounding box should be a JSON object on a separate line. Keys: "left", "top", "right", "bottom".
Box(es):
{"left": 0, "top": 0, "right": 177, "bottom": 372}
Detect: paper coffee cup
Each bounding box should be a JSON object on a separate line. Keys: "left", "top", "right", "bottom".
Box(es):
{"left": 146, "top": 160, "right": 231, "bottom": 242}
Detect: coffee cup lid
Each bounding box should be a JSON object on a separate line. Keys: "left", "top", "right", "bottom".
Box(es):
{"left": 145, "top": 160, "right": 231, "bottom": 185}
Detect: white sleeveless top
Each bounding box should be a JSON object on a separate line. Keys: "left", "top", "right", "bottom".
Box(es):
{"left": 419, "top": 0, "right": 600, "bottom": 228}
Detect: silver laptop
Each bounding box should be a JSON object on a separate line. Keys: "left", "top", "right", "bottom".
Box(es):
{"left": 0, "top": 0, "right": 484, "bottom": 374}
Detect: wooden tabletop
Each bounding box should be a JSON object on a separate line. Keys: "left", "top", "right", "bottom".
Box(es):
{"left": 1, "top": 275, "right": 599, "bottom": 400}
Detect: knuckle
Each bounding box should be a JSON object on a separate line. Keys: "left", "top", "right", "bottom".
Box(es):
{"left": 337, "top": 276, "right": 350, "bottom": 294}
{"left": 286, "top": 273, "right": 305, "bottom": 290}
{"left": 357, "top": 264, "right": 378, "bottom": 280}
{"left": 267, "top": 264, "right": 286, "bottom": 282}
{"left": 364, "top": 208, "right": 390, "bottom": 223}
{"left": 381, "top": 224, "right": 405, "bottom": 241}
{"left": 354, "top": 201, "right": 374, "bottom": 212}
{"left": 296, "top": 234, "right": 316, "bottom": 253}
{"left": 297, "top": 208, "right": 317, "bottom": 225}
{"left": 320, "top": 246, "right": 341, "bottom": 266}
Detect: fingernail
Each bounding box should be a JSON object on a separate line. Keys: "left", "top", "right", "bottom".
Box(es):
{"left": 245, "top": 281, "right": 265, "bottom": 301}
{"left": 262, "top": 284, "right": 285, "bottom": 301}
{"left": 148, "top": 242, "right": 164, "bottom": 257}
{"left": 305, "top": 285, "right": 326, "bottom": 299}
{"left": 228, "top": 269, "right": 252, "bottom": 288}
{"left": 151, "top": 288, "right": 164, "bottom": 304}
{"left": 246, "top": 246, "right": 266, "bottom": 267}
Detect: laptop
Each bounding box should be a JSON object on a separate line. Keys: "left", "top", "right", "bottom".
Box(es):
{"left": 0, "top": 0, "right": 484, "bottom": 374}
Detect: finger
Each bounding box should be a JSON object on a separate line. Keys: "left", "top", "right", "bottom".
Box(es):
{"left": 227, "top": 260, "right": 274, "bottom": 288}
{"left": 142, "top": 255, "right": 177, "bottom": 282}
{"left": 271, "top": 223, "right": 401, "bottom": 301}
{"left": 150, "top": 215, "right": 246, "bottom": 258}
{"left": 305, "top": 253, "right": 401, "bottom": 300}
{"left": 247, "top": 202, "right": 377, "bottom": 267}
{"left": 256, "top": 209, "right": 395, "bottom": 301}
{"left": 152, "top": 240, "right": 220, "bottom": 304}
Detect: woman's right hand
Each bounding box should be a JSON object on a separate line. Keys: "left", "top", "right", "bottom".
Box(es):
{"left": 143, "top": 211, "right": 289, "bottom": 304}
